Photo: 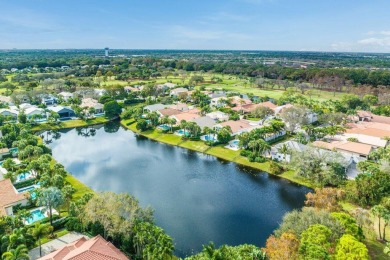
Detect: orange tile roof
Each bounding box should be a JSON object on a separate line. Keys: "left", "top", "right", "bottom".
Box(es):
{"left": 157, "top": 108, "right": 181, "bottom": 116}
{"left": 312, "top": 140, "right": 372, "bottom": 156}
{"left": 0, "top": 179, "right": 28, "bottom": 216}
{"left": 231, "top": 101, "right": 277, "bottom": 113}
{"left": 371, "top": 115, "right": 390, "bottom": 125}
{"left": 171, "top": 113, "right": 201, "bottom": 122}
{"left": 38, "top": 235, "right": 129, "bottom": 260}
{"left": 219, "top": 120, "right": 252, "bottom": 134}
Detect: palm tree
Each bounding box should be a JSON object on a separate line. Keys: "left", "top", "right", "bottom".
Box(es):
{"left": 37, "top": 187, "right": 63, "bottom": 227}
{"left": 2, "top": 244, "right": 29, "bottom": 260}
{"left": 372, "top": 205, "right": 386, "bottom": 240}
{"left": 31, "top": 223, "right": 52, "bottom": 257}
{"left": 168, "top": 118, "right": 176, "bottom": 133}
{"left": 238, "top": 132, "right": 250, "bottom": 149}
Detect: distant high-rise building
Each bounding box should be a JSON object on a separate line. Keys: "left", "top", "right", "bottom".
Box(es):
{"left": 104, "top": 47, "right": 109, "bottom": 57}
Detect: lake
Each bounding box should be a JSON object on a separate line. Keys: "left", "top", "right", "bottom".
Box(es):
{"left": 45, "top": 122, "right": 310, "bottom": 257}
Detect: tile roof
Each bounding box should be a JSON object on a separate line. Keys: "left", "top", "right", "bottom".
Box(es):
{"left": 312, "top": 140, "right": 372, "bottom": 156}
{"left": 218, "top": 120, "right": 253, "bottom": 134}
{"left": 157, "top": 108, "right": 182, "bottom": 116}
{"left": 38, "top": 235, "right": 129, "bottom": 260}
{"left": 0, "top": 179, "right": 28, "bottom": 216}
{"left": 171, "top": 113, "right": 201, "bottom": 122}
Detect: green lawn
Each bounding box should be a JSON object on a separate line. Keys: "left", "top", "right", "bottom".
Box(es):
{"left": 180, "top": 140, "right": 210, "bottom": 152}
{"left": 206, "top": 146, "right": 240, "bottom": 161}
{"left": 31, "top": 117, "right": 110, "bottom": 131}
{"left": 155, "top": 133, "right": 183, "bottom": 145}
{"left": 65, "top": 174, "right": 94, "bottom": 202}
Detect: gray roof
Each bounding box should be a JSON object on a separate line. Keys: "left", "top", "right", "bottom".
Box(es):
{"left": 47, "top": 106, "right": 74, "bottom": 113}
{"left": 143, "top": 104, "right": 167, "bottom": 112}
{"left": 192, "top": 116, "right": 216, "bottom": 130}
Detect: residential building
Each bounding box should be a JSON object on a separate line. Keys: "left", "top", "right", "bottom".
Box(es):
{"left": 170, "top": 113, "right": 201, "bottom": 124}
{"left": 81, "top": 98, "right": 104, "bottom": 115}
{"left": 170, "top": 87, "right": 188, "bottom": 97}
{"left": 143, "top": 104, "right": 168, "bottom": 113}
{"left": 0, "top": 95, "right": 14, "bottom": 106}
{"left": 210, "top": 97, "right": 227, "bottom": 108}
{"left": 206, "top": 111, "right": 229, "bottom": 122}
{"left": 312, "top": 140, "right": 372, "bottom": 159}
{"left": 215, "top": 120, "right": 255, "bottom": 136}
{"left": 169, "top": 103, "right": 189, "bottom": 111}
{"left": 192, "top": 116, "right": 216, "bottom": 130}
{"left": 156, "top": 108, "right": 182, "bottom": 117}
{"left": 38, "top": 235, "right": 129, "bottom": 260}
{"left": 0, "top": 108, "right": 18, "bottom": 119}
{"left": 24, "top": 106, "right": 46, "bottom": 120}
{"left": 47, "top": 106, "right": 75, "bottom": 119}
{"left": 0, "top": 179, "right": 29, "bottom": 216}
{"left": 59, "top": 92, "right": 74, "bottom": 101}
{"left": 41, "top": 95, "right": 57, "bottom": 106}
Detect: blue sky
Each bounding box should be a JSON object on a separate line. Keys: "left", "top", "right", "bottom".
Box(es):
{"left": 1, "top": 0, "right": 390, "bottom": 52}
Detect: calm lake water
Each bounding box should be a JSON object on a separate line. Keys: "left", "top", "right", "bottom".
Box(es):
{"left": 45, "top": 122, "right": 310, "bottom": 257}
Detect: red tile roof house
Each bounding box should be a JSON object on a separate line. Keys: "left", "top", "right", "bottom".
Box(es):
{"left": 232, "top": 101, "right": 278, "bottom": 114}
{"left": 38, "top": 235, "right": 129, "bottom": 260}
{"left": 0, "top": 179, "right": 29, "bottom": 216}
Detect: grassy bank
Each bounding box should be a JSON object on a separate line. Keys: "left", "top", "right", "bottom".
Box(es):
{"left": 31, "top": 117, "right": 110, "bottom": 131}
{"left": 121, "top": 119, "right": 316, "bottom": 188}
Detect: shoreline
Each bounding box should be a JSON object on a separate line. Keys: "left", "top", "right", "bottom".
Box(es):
{"left": 31, "top": 117, "right": 112, "bottom": 132}
{"left": 120, "top": 119, "right": 315, "bottom": 189}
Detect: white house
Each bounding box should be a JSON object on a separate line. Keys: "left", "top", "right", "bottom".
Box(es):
{"left": 24, "top": 106, "right": 46, "bottom": 120}
{"left": 81, "top": 98, "right": 104, "bottom": 115}
{"left": 206, "top": 111, "right": 229, "bottom": 122}
{"left": 170, "top": 88, "right": 188, "bottom": 97}
{"left": 41, "top": 95, "right": 57, "bottom": 106}
{"left": 58, "top": 92, "right": 74, "bottom": 101}
{"left": 210, "top": 97, "right": 227, "bottom": 108}
{"left": 0, "top": 108, "right": 19, "bottom": 119}
{"left": 143, "top": 104, "right": 168, "bottom": 113}
{"left": 0, "top": 96, "right": 14, "bottom": 106}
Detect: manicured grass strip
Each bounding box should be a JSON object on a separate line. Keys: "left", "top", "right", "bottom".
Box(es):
{"left": 32, "top": 117, "right": 110, "bottom": 131}
{"left": 155, "top": 133, "right": 183, "bottom": 145}
{"left": 179, "top": 140, "right": 210, "bottom": 152}
{"left": 65, "top": 174, "right": 94, "bottom": 201}
{"left": 40, "top": 229, "right": 70, "bottom": 244}
{"left": 206, "top": 146, "right": 240, "bottom": 161}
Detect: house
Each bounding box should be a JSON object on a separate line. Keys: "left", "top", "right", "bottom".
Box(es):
{"left": 81, "top": 98, "right": 104, "bottom": 115}
{"left": 271, "top": 140, "right": 306, "bottom": 162}
{"left": 312, "top": 140, "right": 372, "bottom": 159}
{"left": 143, "top": 104, "right": 168, "bottom": 113}
{"left": 0, "top": 108, "right": 19, "bottom": 119}
{"left": 192, "top": 116, "right": 217, "bottom": 130}
{"left": 37, "top": 235, "right": 129, "bottom": 260}
{"left": 232, "top": 101, "right": 278, "bottom": 114}
{"left": 170, "top": 87, "right": 188, "bottom": 97}
{"left": 0, "top": 148, "right": 10, "bottom": 159}
{"left": 0, "top": 95, "right": 14, "bottom": 106}
{"left": 210, "top": 97, "right": 227, "bottom": 108}
{"left": 59, "top": 92, "right": 74, "bottom": 101}
{"left": 170, "top": 113, "right": 201, "bottom": 124}
{"left": 24, "top": 106, "right": 46, "bottom": 120}
{"left": 230, "top": 96, "right": 252, "bottom": 107}
{"left": 41, "top": 95, "right": 57, "bottom": 106}
{"left": 47, "top": 106, "right": 75, "bottom": 119}
{"left": 156, "top": 108, "right": 182, "bottom": 117}
{"left": 169, "top": 103, "right": 190, "bottom": 111}
{"left": 0, "top": 179, "right": 29, "bottom": 216}
{"left": 208, "top": 91, "right": 226, "bottom": 99}
{"left": 215, "top": 120, "right": 254, "bottom": 136}
{"left": 273, "top": 104, "right": 294, "bottom": 115}
{"left": 206, "top": 111, "right": 229, "bottom": 122}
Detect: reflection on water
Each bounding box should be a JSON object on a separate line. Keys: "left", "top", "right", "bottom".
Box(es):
{"left": 48, "top": 122, "right": 311, "bottom": 257}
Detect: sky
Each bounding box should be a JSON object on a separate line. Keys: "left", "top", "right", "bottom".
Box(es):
{"left": 1, "top": 0, "right": 390, "bottom": 52}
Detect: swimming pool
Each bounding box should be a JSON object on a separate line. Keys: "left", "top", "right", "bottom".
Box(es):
{"left": 201, "top": 134, "right": 218, "bottom": 142}
{"left": 15, "top": 171, "right": 34, "bottom": 183}
{"left": 9, "top": 147, "right": 18, "bottom": 155}
{"left": 17, "top": 184, "right": 40, "bottom": 199}
{"left": 157, "top": 124, "right": 170, "bottom": 131}
{"left": 25, "top": 208, "right": 46, "bottom": 225}
{"left": 232, "top": 140, "right": 239, "bottom": 146}
{"left": 175, "top": 129, "right": 190, "bottom": 136}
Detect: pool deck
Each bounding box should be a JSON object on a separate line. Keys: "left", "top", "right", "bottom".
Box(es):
{"left": 28, "top": 232, "right": 88, "bottom": 259}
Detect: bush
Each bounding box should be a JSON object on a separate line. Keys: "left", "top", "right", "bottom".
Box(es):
{"left": 52, "top": 217, "right": 69, "bottom": 231}
{"left": 269, "top": 161, "right": 284, "bottom": 175}
{"left": 13, "top": 179, "right": 37, "bottom": 189}
{"left": 255, "top": 156, "right": 266, "bottom": 163}
{"left": 248, "top": 155, "right": 256, "bottom": 162}
{"left": 65, "top": 217, "right": 84, "bottom": 232}
{"left": 240, "top": 150, "right": 252, "bottom": 157}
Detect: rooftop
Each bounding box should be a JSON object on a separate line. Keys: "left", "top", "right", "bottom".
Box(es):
{"left": 38, "top": 235, "right": 129, "bottom": 260}
{"left": 0, "top": 179, "right": 28, "bottom": 216}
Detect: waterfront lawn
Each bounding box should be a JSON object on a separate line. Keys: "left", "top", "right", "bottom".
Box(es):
{"left": 180, "top": 140, "right": 210, "bottom": 152}
{"left": 65, "top": 174, "right": 94, "bottom": 202}
{"left": 206, "top": 146, "right": 240, "bottom": 161}
{"left": 32, "top": 117, "right": 109, "bottom": 131}
{"left": 156, "top": 133, "right": 183, "bottom": 145}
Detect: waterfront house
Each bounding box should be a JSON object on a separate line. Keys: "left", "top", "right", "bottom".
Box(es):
{"left": 312, "top": 140, "right": 372, "bottom": 159}
{"left": 0, "top": 179, "right": 29, "bottom": 217}
{"left": 192, "top": 116, "right": 217, "bottom": 131}
{"left": 37, "top": 235, "right": 129, "bottom": 260}
{"left": 41, "top": 94, "right": 57, "bottom": 106}
{"left": 81, "top": 98, "right": 104, "bottom": 115}
{"left": 47, "top": 106, "right": 75, "bottom": 120}
{"left": 156, "top": 108, "right": 182, "bottom": 117}
{"left": 24, "top": 106, "right": 46, "bottom": 120}
{"left": 170, "top": 113, "right": 201, "bottom": 124}
{"left": 215, "top": 120, "right": 254, "bottom": 136}
{"left": 0, "top": 108, "right": 19, "bottom": 119}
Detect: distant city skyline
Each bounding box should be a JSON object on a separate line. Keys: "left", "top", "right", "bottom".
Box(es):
{"left": 1, "top": 0, "right": 390, "bottom": 53}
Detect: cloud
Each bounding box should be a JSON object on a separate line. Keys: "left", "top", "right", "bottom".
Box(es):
{"left": 358, "top": 37, "right": 390, "bottom": 46}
